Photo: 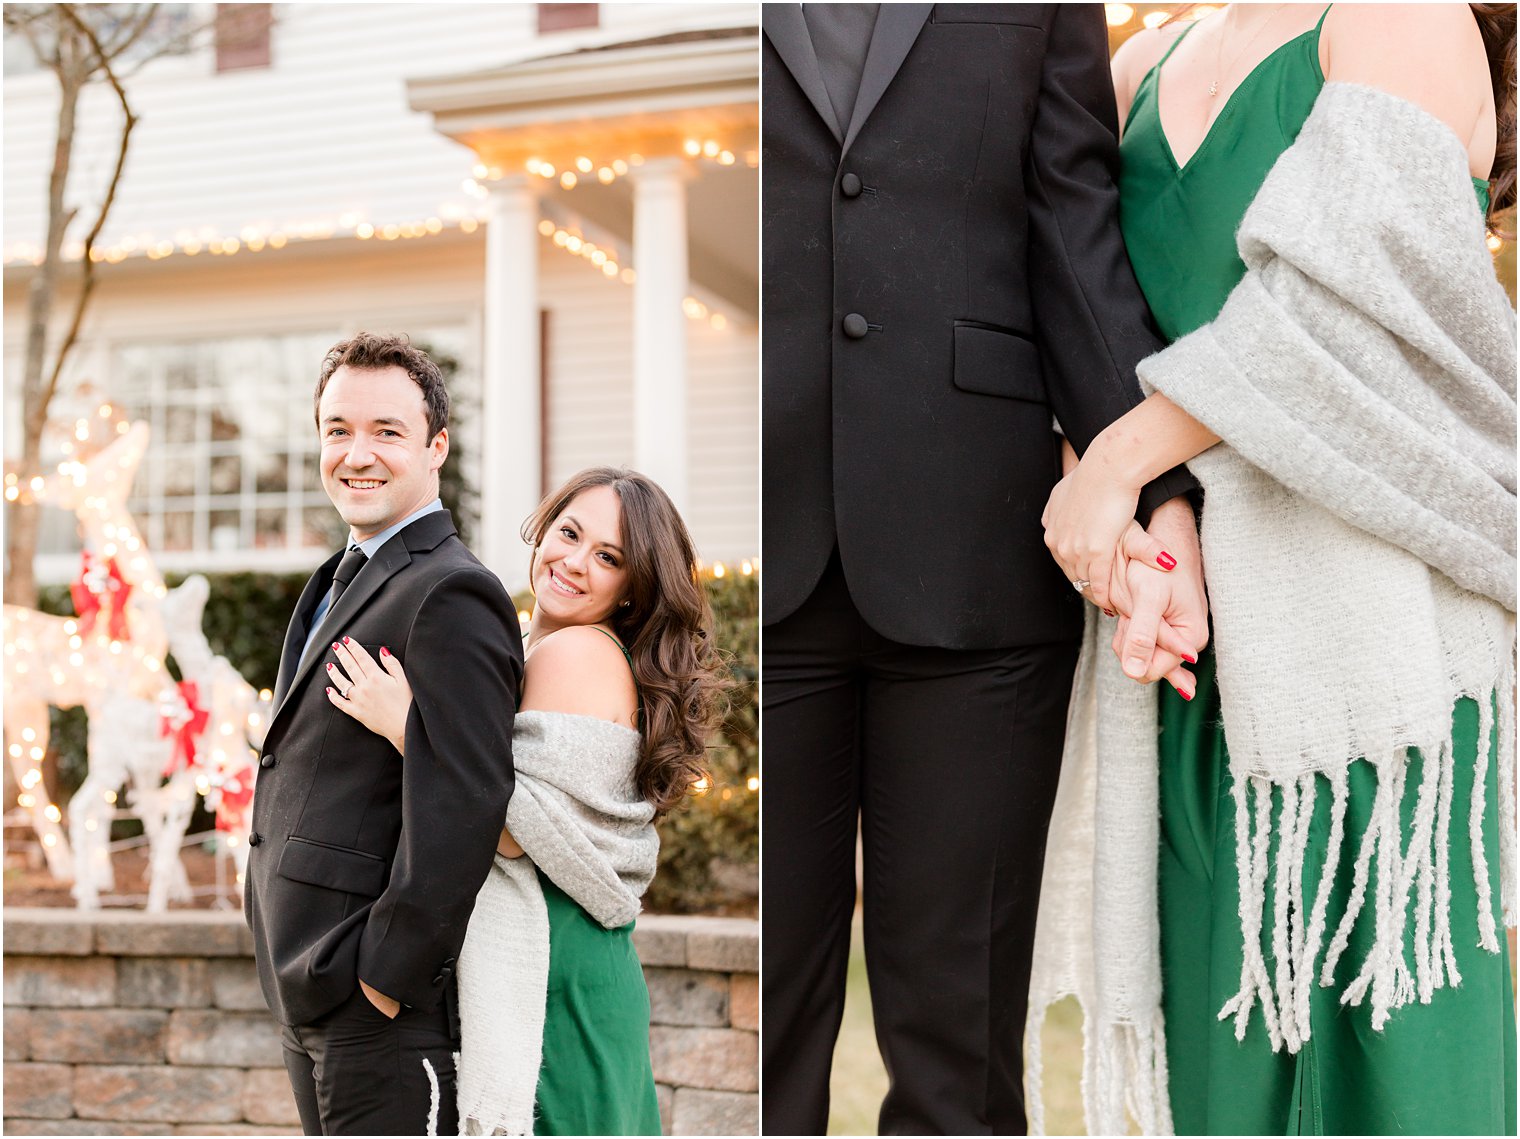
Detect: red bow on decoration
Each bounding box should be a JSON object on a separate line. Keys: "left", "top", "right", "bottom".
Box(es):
{"left": 212, "top": 764, "right": 255, "bottom": 833}
{"left": 70, "top": 551, "right": 132, "bottom": 642}
{"left": 160, "top": 680, "right": 210, "bottom": 776}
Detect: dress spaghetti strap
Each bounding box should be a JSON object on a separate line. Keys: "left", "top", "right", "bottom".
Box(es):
{"left": 1154, "top": 17, "right": 1198, "bottom": 71}
{"left": 590, "top": 625, "right": 636, "bottom": 675}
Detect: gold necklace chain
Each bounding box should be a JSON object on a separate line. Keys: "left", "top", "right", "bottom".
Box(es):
{"left": 1209, "top": 4, "right": 1290, "bottom": 97}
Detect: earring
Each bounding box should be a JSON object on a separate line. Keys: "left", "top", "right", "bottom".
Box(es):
{"left": 619, "top": 600, "right": 632, "bottom": 608}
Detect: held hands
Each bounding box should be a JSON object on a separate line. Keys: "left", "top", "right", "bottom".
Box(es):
{"left": 1110, "top": 501, "right": 1209, "bottom": 697}
{"left": 325, "top": 637, "right": 412, "bottom": 755}
{"left": 1042, "top": 461, "right": 1209, "bottom": 693}
{"left": 1042, "top": 448, "right": 1177, "bottom": 614}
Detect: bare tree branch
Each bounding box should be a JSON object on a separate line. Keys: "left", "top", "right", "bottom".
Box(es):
{"left": 40, "top": 4, "right": 140, "bottom": 414}
{"left": 97, "top": 4, "right": 160, "bottom": 63}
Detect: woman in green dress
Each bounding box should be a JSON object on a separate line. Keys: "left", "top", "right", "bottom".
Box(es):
{"left": 1043, "top": 4, "right": 1516, "bottom": 1133}
{"left": 331, "top": 467, "right": 723, "bottom": 1135}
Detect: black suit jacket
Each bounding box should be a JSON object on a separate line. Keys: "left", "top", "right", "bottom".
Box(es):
{"left": 245, "top": 510, "right": 522, "bottom": 1027}
{"left": 762, "top": 3, "right": 1197, "bottom": 649}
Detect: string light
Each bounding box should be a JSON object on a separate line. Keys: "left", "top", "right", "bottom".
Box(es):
{"left": 3, "top": 205, "right": 491, "bottom": 269}
{"left": 519, "top": 136, "right": 754, "bottom": 194}
{"left": 1105, "top": 3, "right": 1135, "bottom": 26}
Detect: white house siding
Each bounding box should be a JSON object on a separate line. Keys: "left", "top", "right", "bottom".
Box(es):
{"left": 3, "top": 4, "right": 757, "bottom": 263}
{"left": 539, "top": 253, "right": 758, "bottom": 569}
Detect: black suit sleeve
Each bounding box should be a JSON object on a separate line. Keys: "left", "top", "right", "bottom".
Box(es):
{"left": 356, "top": 565, "right": 521, "bottom": 1011}
{"left": 1023, "top": 3, "right": 1197, "bottom": 519}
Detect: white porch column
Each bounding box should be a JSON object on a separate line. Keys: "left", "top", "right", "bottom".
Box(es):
{"left": 480, "top": 176, "right": 541, "bottom": 594}
{"left": 630, "top": 158, "right": 690, "bottom": 512}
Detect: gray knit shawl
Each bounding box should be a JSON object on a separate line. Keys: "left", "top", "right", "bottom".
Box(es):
{"left": 454, "top": 711, "right": 656, "bottom": 1136}
{"left": 1026, "top": 83, "right": 1517, "bottom": 1136}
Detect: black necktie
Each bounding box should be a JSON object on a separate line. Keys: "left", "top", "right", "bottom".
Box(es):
{"left": 327, "top": 545, "right": 368, "bottom": 611}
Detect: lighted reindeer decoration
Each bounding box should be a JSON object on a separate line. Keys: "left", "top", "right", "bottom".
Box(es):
{"left": 3, "top": 420, "right": 169, "bottom": 881}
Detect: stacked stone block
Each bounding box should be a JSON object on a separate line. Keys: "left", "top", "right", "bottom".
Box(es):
{"left": 5, "top": 908, "right": 758, "bottom": 1136}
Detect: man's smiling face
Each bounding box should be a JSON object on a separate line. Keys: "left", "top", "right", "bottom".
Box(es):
{"left": 317, "top": 364, "right": 448, "bottom": 542}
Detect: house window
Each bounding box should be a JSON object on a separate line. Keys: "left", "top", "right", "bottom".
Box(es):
{"left": 108, "top": 333, "right": 341, "bottom": 561}
{"left": 537, "top": 4, "right": 598, "bottom": 34}
{"left": 215, "top": 3, "right": 272, "bottom": 72}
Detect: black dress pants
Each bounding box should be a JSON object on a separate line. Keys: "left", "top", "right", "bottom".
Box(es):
{"left": 280, "top": 983, "right": 459, "bottom": 1136}
{"left": 761, "top": 553, "right": 1079, "bottom": 1135}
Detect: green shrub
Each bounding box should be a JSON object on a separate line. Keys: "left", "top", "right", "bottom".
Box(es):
{"left": 649, "top": 570, "right": 758, "bottom": 913}
{"left": 37, "top": 567, "right": 759, "bottom": 913}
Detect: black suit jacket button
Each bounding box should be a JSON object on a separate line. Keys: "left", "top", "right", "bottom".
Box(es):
{"left": 842, "top": 313, "right": 869, "bottom": 339}
{"left": 248, "top": 832, "right": 262, "bottom": 847}
{"left": 259, "top": 754, "right": 276, "bottom": 769}
{"left": 840, "top": 172, "right": 863, "bottom": 198}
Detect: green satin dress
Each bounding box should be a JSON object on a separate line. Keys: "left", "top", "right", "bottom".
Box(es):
{"left": 1118, "top": 12, "right": 1517, "bottom": 1135}
{"left": 533, "top": 630, "right": 661, "bottom": 1136}
{"left": 534, "top": 871, "right": 662, "bottom": 1136}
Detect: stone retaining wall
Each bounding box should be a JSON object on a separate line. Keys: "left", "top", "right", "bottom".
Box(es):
{"left": 3, "top": 908, "right": 757, "bottom": 1136}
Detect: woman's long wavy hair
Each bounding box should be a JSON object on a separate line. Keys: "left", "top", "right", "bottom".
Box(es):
{"left": 1471, "top": 4, "right": 1517, "bottom": 231}
{"left": 523, "top": 467, "right": 725, "bottom": 815}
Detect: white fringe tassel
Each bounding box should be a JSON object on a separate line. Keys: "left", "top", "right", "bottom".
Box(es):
{"left": 1025, "top": 999, "right": 1171, "bottom": 1137}
{"left": 1224, "top": 687, "right": 1512, "bottom": 1052}
{"left": 422, "top": 1057, "right": 441, "bottom": 1138}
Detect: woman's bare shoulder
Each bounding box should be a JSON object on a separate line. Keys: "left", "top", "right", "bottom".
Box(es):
{"left": 521, "top": 626, "right": 636, "bottom": 721}
{"left": 1323, "top": 4, "right": 1491, "bottom": 151}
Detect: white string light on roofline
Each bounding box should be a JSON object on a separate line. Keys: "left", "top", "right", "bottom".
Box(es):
{"left": 0, "top": 206, "right": 491, "bottom": 269}
{"left": 479, "top": 137, "right": 758, "bottom": 193}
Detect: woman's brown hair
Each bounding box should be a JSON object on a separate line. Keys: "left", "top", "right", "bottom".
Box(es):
{"left": 1471, "top": 3, "right": 1517, "bottom": 231}
{"left": 523, "top": 467, "right": 725, "bottom": 815}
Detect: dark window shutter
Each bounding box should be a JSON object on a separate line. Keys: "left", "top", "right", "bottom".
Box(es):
{"left": 216, "top": 4, "right": 272, "bottom": 72}
{"left": 537, "top": 4, "right": 599, "bottom": 34}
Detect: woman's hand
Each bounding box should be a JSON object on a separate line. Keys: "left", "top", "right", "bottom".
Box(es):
{"left": 1042, "top": 454, "right": 1175, "bottom": 613}
{"left": 325, "top": 638, "right": 411, "bottom": 755}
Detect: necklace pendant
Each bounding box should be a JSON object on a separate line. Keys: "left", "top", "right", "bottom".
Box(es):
{"left": 1208, "top": 79, "right": 1218, "bottom": 97}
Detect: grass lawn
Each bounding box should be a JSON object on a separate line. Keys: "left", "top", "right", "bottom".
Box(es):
{"left": 826, "top": 909, "right": 1089, "bottom": 1136}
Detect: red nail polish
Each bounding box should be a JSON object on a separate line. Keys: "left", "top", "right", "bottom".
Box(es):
{"left": 331, "top": 642, "right": 339, "bottom": 651}
{"left": 380, "top": 646, "right": 390, "bottom": 657}
{"left": 326, "top": 663, "right": 334, "bottom": 670}
{"left": 1103, "top": 609, "right": 1116, "bottom": 618}
{"left": 326, "top": 686, "right": 333, "bottom": 694}
{"left": 342, "top": 636, "right": 351, "bottom": 645}
{"left": 1180, "top": 688, "right": 1194, "bottom": 701}
{"left": 1183, "top": 652, "right": 1197, "bottom": 664}
{"left": 1157, "top": 551, "right": 1178, "bottom": 570}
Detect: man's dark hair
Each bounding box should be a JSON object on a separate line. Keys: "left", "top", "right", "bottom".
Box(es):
{"left": 314, "top": 332, "right": 449, "bottom": 440}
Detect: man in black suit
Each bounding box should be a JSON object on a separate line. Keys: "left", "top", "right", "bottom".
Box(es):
{"left": 246, "top": 333, "right": 521, "bottom": 1135}
{"left": 761, "top": 5, "right": 1202, "bottom": 1133}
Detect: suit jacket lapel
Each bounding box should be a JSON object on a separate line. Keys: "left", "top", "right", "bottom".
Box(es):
{"left": 841, "top": 4, "right": 933, "bottom": 157}
{"left": 273, "top": 551, "right": 340, "bottom": 712}
{"left": 764, "top": 4, "right": 844, "bottom": 143}
{"left": 268, "top": 511, "right": 458, "bottom": 733}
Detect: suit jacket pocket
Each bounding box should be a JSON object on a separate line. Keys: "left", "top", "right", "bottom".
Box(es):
{"left": 952, "top": 322, "right": 1047, "bottom": 403}
{"left": 278, "top": 836, "right": 387, "bottom": 898}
